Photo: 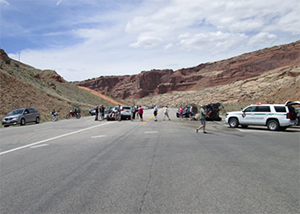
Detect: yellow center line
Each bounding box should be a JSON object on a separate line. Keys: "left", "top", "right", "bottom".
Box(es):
{"left": 141, "top": 109, "right": 164, "bottom": 125}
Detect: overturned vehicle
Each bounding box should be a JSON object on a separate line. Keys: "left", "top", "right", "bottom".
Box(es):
{"left": 204, "top": 102, "right": 224, "bottom": 121}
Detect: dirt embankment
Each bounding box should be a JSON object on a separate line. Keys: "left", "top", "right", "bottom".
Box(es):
{"left": 78, "top": 86, "right": 125, "bottom": 106}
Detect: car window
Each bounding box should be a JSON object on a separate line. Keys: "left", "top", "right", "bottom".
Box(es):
{"left": 243, "top": 106, "right": 256, "bottom": 112}
{"left": 255, "top": 106, "right": 270, "bottom": 112}
{"left": 274, "top": 106, "right": 286, "bottom": 112}
{"left": 28, "top": 108, "right": 36, "bottom": 113}
{"left": 7, "top": 109, "right": 23, "bottom": 116}
{"left": 24, "top": 109, "right": 29, "bottom": 114}
{"left": 122, "top": 107, "right": 131, "bottom": 110}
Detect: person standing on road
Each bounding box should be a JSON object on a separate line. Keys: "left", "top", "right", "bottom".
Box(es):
{"left": 131, "top": 106, "right": 135, "bottom": 121}
{"left": 118, "top": 105, "right": 121, "bottom": 121}
{"left": 196, "top": 105, "right": 209, "bottom": 133}
{"left": 153, "top": 104, "right": 158, "bottom": 121}
{"left": 179, "top": 106, "right": 183, "bottom": 121}
{"left": 99, "top": 105, "right": 105, "bottom": 121}
{"left": 163, "top": 105, "right": 170, "bottom": 121}
{"left": 95, "top": 106, "right": 99, "bottom": 121}
{"left": 189, "top": 105, "right": 193, "bottom": 121}
{"left": 138, "top": 106, "right": 143, "bottom": 121}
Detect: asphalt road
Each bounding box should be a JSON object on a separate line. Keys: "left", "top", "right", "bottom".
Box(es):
{"left": 0, "top": 108, "right": 299, "bottom": 214}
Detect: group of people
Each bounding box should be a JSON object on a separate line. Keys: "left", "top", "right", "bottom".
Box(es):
{"left": 91, "top": 103, "right": 209, "bottom": 133}
{"left": 94, "top": 105, "right": 106, "bottom": 121}
{"left": 178, "top": 105, "right": 209, "bottom": 133}
{"left": 130, "top": 105, "right": 144, "bottom": 121}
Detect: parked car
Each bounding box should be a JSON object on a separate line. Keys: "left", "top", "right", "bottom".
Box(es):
{"left": 2, "top": 108, "right": 40, "bottom": 127}
{"left": 90, "top": 108, "right": 97, "bottom": 115}
{"left": 225, "top": 101, "right": 299, "bottom": 131}
{"left": 295, "top": 107, "right": 300, "bottom": 125}
{"left": 107, "top": 106, "right": 131, "bottom": 121}
{"left": 119, "top": 106, "right": 131, "bottom": 120}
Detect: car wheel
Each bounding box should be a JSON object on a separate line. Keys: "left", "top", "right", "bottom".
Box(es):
{"left": 4, "top": 125, "right": 9, "bottom": 127}
{"left": 229, "top": 118, "right": 238, "bottom": 128}
{"left": 36, "top": 117, "right": 40, "bottom": 124}
{"left": 267, "top": 120, "right": 279, "bottom": 131}
{"left": 21, "top": 118, "right": 26, "bottom": 126}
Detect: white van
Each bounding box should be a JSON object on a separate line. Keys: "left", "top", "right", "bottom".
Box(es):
{"left": 225, "top": 101, "right": 299, "bottom": 131}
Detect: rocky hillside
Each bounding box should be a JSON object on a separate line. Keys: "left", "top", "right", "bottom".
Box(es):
{"left": 76, "top": 41, "right": 300, "bottom": 106}
{"left": 0, "top": 49, "right": 123, "bottom": 122}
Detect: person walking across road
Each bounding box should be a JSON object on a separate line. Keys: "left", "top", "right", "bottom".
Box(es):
{"left": 138, "top": 106, "right": 143, "bottom": 121}
{"left": 196, "top": 105, "right": 209, "bottom": 133}
{"left": 153, "top": 104, "right": 158, "bottom": 121}
{"left": 163, "top": 105, "right": 171, "bottom": 121}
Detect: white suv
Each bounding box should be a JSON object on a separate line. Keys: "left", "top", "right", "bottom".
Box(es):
{"left": 225, "top": 101, "right": 299, "bottom": 131}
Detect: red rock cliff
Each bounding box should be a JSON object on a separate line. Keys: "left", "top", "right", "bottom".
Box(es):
{"left": 75, "top": 40, "right": 300, "bottom": 99}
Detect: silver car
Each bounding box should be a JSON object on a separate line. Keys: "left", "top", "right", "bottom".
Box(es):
{"left": 2, "top": 108, "right": 40, "bottom": 127}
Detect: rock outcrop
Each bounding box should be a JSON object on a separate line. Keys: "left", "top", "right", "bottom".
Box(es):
{"left": 76, "top": 40, "right": 300, "bottom": 100}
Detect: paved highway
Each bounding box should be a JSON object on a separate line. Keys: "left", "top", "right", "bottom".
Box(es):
{"left": 0, "top": 108, "right": 299, "bottom": 214}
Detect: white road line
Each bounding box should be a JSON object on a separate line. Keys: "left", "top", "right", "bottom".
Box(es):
{"left": 145, "top": 131, "right": 158, "bottom": 133}
{"left": 91, "top": 135, "right": 106, "bottom": 138}
{"left": 0, "top": 123, "right": 110, "bottom": 156}
{"left": 31, "top": 144, "right": 49, "bottom": 148}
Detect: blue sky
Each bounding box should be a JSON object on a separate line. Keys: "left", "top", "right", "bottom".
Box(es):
{"left": 1, "top": 0, "right": 299, "bottom": 81}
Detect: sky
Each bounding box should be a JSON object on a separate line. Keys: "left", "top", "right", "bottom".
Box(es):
{"left": 1, "top": 0, "right": 299, "bottom": 81}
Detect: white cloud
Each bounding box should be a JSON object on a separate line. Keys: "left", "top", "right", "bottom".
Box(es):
{"left": 247, "top": 32, "right": 277, "bottom": 46}
{"left": 56, "top": 0, "right": 63, "bottom": 6}
{"left": 179, "top": 31, "right": 248, "bottom": 53}
{"left": 3, "top": 0, "right": 300, "bottom": 81}
{"left": 129, "top": 37, "right": 163, "bottom": 49}
{"left": 0, "top": 0, "right": 9, "bottom": 5}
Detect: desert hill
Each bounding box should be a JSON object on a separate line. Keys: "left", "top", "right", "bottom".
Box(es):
{"left": 76, "top": 41, "right": 300, "bottom": 106}
{"left": 0, "top": 49, "right": 125, "bottom": 122}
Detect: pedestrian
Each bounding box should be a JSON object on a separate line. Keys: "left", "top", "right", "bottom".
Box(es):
{"left": 153, "top": 104, "right": 158, "bottom": 121}
{"left": 135, "top": 105, "right": 139, "bottom": 119}
{"left": 118, "top": 105, "right": 121, "bottom": 121}
{"left": 184, "top": 106, "right": 189, "bottom": 120}
{"left": 189, "top": 105, "right": 193, "bottom": 121}
{"left": 95, "top": 106, "right": 99, "bottom": 121}
{"left": 99, "top": 105, "right": 105, "bottom": 121}
{"left": 163, "top": 105, "right": 170, "bottom": 121}
{"left": 196, "top": 105, "right": 209, "bottom": 133}
{"left": 179, "top": 106, "right": 183, "bottom": 121}
{"left": 138, "top": 106, "right": 143, "bottom": 121}
{"left": 131, "top": 106, "right": 135, "bottom": 121}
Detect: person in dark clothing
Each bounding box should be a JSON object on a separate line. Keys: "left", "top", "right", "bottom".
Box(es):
{"left": 95, "top": 106, "right": 99, "bottom": 121}
{"left": 99, "top": 105, "right": 105, "bottom": 121}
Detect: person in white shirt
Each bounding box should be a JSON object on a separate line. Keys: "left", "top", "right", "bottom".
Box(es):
{"left": 163, "top": 106, "right": 171, "bottom": 121}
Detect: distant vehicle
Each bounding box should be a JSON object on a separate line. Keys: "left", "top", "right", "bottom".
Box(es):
{"left": 107, "top": 106, "right": 131, "bottom": 120}
{"left": 2, "top": 108, "right": 40, "bottom": 127}
{"left": 90, "top": 108, "right": 97, "bottom": 115}
{"left": 225, "top": 101, "right": 299, "bottom": 131}
{"left": 295, "top": 107, "right": 300, "bottom": 125}
{"left": 204, "top": 103, "right": 223, "bottom": 121}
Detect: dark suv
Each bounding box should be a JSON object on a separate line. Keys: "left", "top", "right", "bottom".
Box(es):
{"left": 2, "top": 108, "right": 40, "bottom": 127}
